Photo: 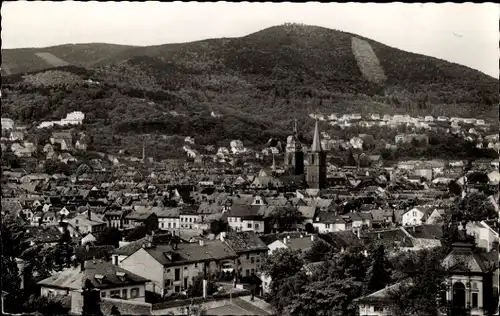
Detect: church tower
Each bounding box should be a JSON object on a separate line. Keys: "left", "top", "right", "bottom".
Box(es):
{"left": 284, "top": 119, "right": 304, "bottom": 175}
{"left": 306, "top": 120, "right": 327, "bottom": 189}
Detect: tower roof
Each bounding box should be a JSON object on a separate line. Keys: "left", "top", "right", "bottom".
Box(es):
{"left": 311, "top": 120, "right": 322, "bottom": 152}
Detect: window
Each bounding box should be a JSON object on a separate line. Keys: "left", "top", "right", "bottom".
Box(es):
{"left": 229, "top": 218, "right": 232, "bottom": 222}
{"left": 101, "top": 291, "right": 106, "bottom": 298}
{"left": 246, "top": 254, "right": 250, "bottom": 260}
{"left": 165, "top": 279, "right": 172, "bottom": 286}
{"left": 122, "top": 289, "right": 128, "bottom": 299}
{"left": 168, "top": 222, "right": 171, "bottom": 228}
{"left": 251, "top": 257, "right": 255, "bottom": 264}
{"left": 472, "top": 293, "right": 478, "bottom": 308}
{"left": 175, "top": 269, "right": 181, "bottom": 281}
{"left": 173, "top": 223, "right": 176, "bottom": 228}
{"left": 311, "top": 155, "right": 315, "bottom": 164}
{"left": 174, "top": 286, "right": 180, "bottom": 293}
{"left": 247, "top": 223, "right": 252, "bottom": 228}
{"left": 325, "top": 224, "right": 330, "bottom": 229}
{"left": 255, "top": 223, "right": 260, "bottom": 230}
{"left": 193, "top": 218, "right": 196, "bottom": 222}
{"left": 181, "top": 218, "right": 184, "bottom": 222}
{"left": 256, "top": 258, "right": 260, "bottom": 263}
{"left": 110, "top": 290, "right": 120, "bottom": 298}
{"left": 184, "top": 266, "right": 188, "bottom": 270}
{"left": 190, "top": 225, "right": 193, "bottom": 229}
{"left": 412, "top": 211, "right": 416, "bottom": 217}
{"left": 251, "top": 269, "right": 255, "bottom": 274}
{"left": 130, "top": 288, "right": 139, "bottom": 299}
{"left": 194, "top": 263, "right": 198, "bottom": 268}
{"left": 189, "top": 218, "right": 192, "bottom": 222}
{"left": 161, "top": 223, "right": 164, "bottom": 228}
{"left": 246, "top": 269, "right": 250, "bottom": 277}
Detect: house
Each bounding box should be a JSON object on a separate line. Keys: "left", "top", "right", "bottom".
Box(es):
{"left": 104, "top": 208, "right": 131, "bottom": 229}
{"left": 66, "top": 211, "right": 107, "bottom": 235}
{"left": 320, "top": 230, "right": 364, "bottom": 253}
{"left": 466, "top": 221, "right": 499, "bottom": 252}
{"left": 267, "top": 234, "right": 316, "bottom": 254}
{"left": 10, "top": 131, "right": 25, "bottom": 141}
{"left": 355, "top": 279, "right": 412, "bottom": 316}
{"left": 395, "top": 134, "right": 429, "bottom": 145}
{"left": 312, "top": 212, "right": 352, "bottom": 233}
{"left": 222, "top": 231, "right": 268, "bottom": 279}
{"left": 401, "top": 225, "right": 442, "bottom": 250}
{"left": 50, "top": 131, "right": 73, "bottom": 151}
{"left": 441, "top": 238, "right": 498, "bottom": 315}
{"left": 124, "top": 209, "right": 158, "bottom": 231}
{"left": 75, "top": 134, "right": 89, "bottom": 151}
{"left": 59, "top": 153, "right": 77, "bottom": 164}
{"left": 347, "top": 212, "right": 373, "bottom": 229}
{"left": 179, "top": 207, "right": 203, "bottom": 230}
{"left": 401, "top": 207, "right": 435, "bottom": 226}
{"left": 156, "top": 207, "right": 181, "bottom": 231}
{"left": 38, "top": 260, "right": 148, "bottom": 301}
{"left": 227, "top": 205, "right": 265, "bottom": 233}
{"left": 119, "top": 240, "right": 238, "bottom": 296}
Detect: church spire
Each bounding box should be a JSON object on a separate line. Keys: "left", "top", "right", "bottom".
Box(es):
{"left": 311, "top": 120, "right": 322, "bottom": 152}
{"left": 293, "top": 119, "right": 298, "bottom": 135}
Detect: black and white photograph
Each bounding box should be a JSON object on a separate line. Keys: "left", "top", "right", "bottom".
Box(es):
{"left": 1, "top": 2, "right": 499, "bottom": 316}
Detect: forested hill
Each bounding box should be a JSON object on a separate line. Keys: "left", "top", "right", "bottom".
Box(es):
{"left": 2, "top": 23, "right": 498, "bottom": 157}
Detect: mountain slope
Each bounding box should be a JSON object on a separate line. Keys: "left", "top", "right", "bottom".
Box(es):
{"left": 2, "top": 23, "right": 498, "bottom": 158}
{"left": 1, "top": 43, "right": 135, "bottom": 76}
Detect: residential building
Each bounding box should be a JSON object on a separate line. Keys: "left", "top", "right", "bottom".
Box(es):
{"left": 227, "top": 205, "right": 265, "bottom": 233}
{"left": 222, "top": 231, "right": 268, "bottom": 279}
{"left": 402, "top": 207, "right": 435, "bottom": 226}
{"left": 38, "top": 260, "right": 148, "bottom": 302}
{"left": 157, "top": 207, "right": 181, "bottom": 231}
{"left": 67, "top": 211, "right": 107, "bottom": 235}
{"left": 267, "top": 234, "right": 316, "bottom": 254}
{"left": 313, "top": 213, "right": 352, "bottom": 233}
{"left": 119, "top": 240, "right": 238, "bottom": 295}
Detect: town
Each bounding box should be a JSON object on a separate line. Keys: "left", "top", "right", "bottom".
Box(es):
{"left": 1, "top": 108, "right": 499, "bottom": 315}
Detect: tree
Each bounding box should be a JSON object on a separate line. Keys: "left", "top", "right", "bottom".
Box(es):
{"left": 268, "top": 206, "right": 304, "bottom": 232}
{"left": 110, "top": 305, "right": 121, "bottom": 315}
{"left": 96, "top": 227, "right": 122, "bottom": 247}
{"left": 303, "top": 238, "right": 332, "bottom": 263}
{"left": 22, "top": 294, "right": 70, "bottom": 316}
{"left": 188, "top": 273, "right": 216, "bottom": 298}
{"left": 209, "top": 219, "right": 228, "bottom": 236}
{"left": 82, "top": 279, "right": 103, "bottom": 316}
{"left": 363, "top": 244, "right": 392, "bottom": 295}
{"left": 387, "top": 248, "right": 447, "bottom": 316}
{"left": 125, "top": 225, "right": 149, "bottom": 241}
{"left": 451, "top": 192, "right": 497, "bottom": 223}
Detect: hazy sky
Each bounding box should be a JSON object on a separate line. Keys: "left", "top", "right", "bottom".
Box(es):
{"left": 2, "top": 2, "right": 499, "bottom": 78}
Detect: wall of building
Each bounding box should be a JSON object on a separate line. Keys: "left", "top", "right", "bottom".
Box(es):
{"left": 100, "top": 284, "right": 146, "bottom": 302}
{"left": 159, "top": 217, "right": 180, "bottom": 230}
{"left": 120, "top": 248, "right": 165, "bottom": 295}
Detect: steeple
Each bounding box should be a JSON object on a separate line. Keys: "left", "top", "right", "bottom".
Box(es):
{"left": 293, "top": 119, "right": 298, "bottom": 136}
{"left": 311, "top": 120, "right": 322, "bottom": 152}
{"left": 271, "top": 153, "right": 276, "bottom": 172}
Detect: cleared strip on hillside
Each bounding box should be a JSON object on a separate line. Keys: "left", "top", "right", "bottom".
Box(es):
{"left": 1, "top": 65, "right": 13, "bottom": 75}
{"left": 351, "top": 37, "right": 387, "bottom": 85}
{"left": 35, "top": 52, "right": 70, "bottom": 67}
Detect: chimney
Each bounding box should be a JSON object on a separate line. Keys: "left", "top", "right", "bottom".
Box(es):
{"left": 80, "top": 261, "right": 85, "bottom": 271}
{"left": 283, "top": 238, "right": 287, "bottom": 244}
{"left": 85, "top": 243, "right": 90, "bottom": 252}
{"left": 87, "top": 209, "right": 91, "bottom": 221}
{"left": 311, "top": 235, "right": 315, "bottom": 242}
{"left": 219, "top": 232, "right": 226, "bottom": 242}
{"left": 202, "top": 279, "right": 208, "bottom": 299}
{"left": 199, "top": 239, "right": 205, "bottom": 247}
{"left": 378, "top": 233, "right": 381, "bottom": 239}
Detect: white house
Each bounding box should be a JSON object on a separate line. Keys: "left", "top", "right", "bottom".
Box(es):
{"left": 402, "top": 207, "right": 434, "bottom": 226}
{"left": 466, "top": 221, "right": 499, "bottom": 252}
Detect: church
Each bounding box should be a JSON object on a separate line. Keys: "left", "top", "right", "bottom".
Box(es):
{"left": 283, "top": 119, "right": 327, "bottom": 189}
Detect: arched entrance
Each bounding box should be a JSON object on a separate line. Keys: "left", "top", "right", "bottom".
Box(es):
{"left": 452, "top": 282, "right": 466, "bottom": 308}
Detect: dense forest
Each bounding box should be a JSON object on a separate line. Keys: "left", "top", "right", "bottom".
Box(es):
{"left": 2, "top": 24, "right": 498, "bottom": 159}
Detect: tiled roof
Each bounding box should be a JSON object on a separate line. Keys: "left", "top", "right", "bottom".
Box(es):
{"left": 74, "top": 245, "right": 115, "bottom": 261}
{"left": 224, "top": 231, "right": 268, "bottom": 254}
{"left": 442, "top": 242, "right": 490, "bottom": 273}
{"left": 364, "top": 229, "right": 414, "bottom": 248}
{"left": 259, "top": 232, "right": 307, "bottom": 245}
{"left": 297, "top": 206, "right": 316, "bottom": 219}
{"left": 37, "top": 260, "right": 148, "bottom": 290}
{"left": 320, "top": 231, "right": 363, "bottom": 249}
{"left": 228, "top": 205, "right": 263, "bottom": 220}
{"left": 285, "top": 237, "right": 314, "bottom": 251}
{"left": 143, "top": 240, "right": 237, "bottom": 266}
{"left": 403, "top": 224, "right": 443, "bottom": 239}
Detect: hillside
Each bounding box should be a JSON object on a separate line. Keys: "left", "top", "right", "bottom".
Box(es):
{"left": 2, "top": 23, "right": 498, "bottom": 158}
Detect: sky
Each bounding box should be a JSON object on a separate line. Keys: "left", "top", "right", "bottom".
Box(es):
{"left": 2, "top": 2, "right": 499, "bottom": 78}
